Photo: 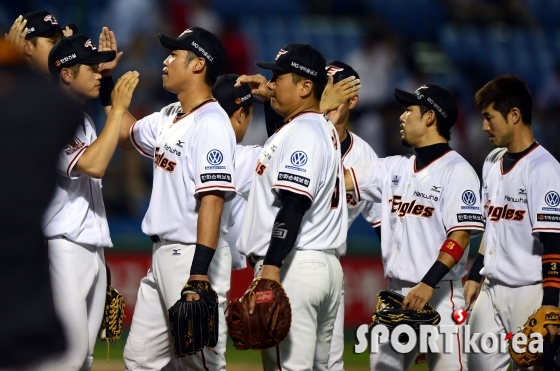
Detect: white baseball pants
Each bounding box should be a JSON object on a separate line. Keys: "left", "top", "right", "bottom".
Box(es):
{"left": 124, "top": 239, "right": 231, "bottom": 371}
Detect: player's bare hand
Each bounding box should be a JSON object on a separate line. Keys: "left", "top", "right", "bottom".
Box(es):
{"left": 62, "top": 25, "right": 74, "bottom": 37}
{"left": 184, "top": 275, "right": 210, "bottom": 301}
{"left": 543, "top": 305, "right": 560, "bottom": 343}
{"left": 320, "top": 75, "right": 360, "bottom": 113}
{"left": 98, "top": 27, "right": 123, "bottom": 78}
{"left": 464, "top": 280, "right": 481, "bottom": 311}
{"left": 5, "top": 16, "right": 27, "bottom": 52}
{"left": 326, "top": 103, "right": 344, "bottom": 126}
{"left": 111, "top": 71, "right": 139, "bottom": 111}
{"left": 235, "top": 74, "right": 270, "bottom": 101}
{"left": 402, "top": 283, "right": 434, "bottom": 310}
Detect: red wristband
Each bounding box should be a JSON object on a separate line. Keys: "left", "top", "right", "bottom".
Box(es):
{"left": 440, "top": 238, "right": 464, "bottom": 263}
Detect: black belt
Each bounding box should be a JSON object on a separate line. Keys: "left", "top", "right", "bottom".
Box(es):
{"left": 248, "top": 255, "right": 265, "bottom": 268}
{"left": 150, "top": 235, "right": 161, "bottom": 243}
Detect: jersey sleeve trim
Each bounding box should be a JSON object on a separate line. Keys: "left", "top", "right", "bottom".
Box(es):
{"left": 130, "top": 121, "right": 153, "bottom": 158}
{"left": 533, "top": 227, "right": 560, "bottom": 233}
{"left": 349, "top": 167, "right": 361, "bottom": 202}
{"left": 66, "top": 146, "right": 88, "bottom": 177}
{"left": 273, "top": 184, "right": 314, "bottom": 202}
{"left": 372, "top": 221, "right": 381, "bottom": 227}
{"left": 194, "top": 185, "right": 236, "bottom": 194}
{"left": 447, "top": 225, "right": 485, "bottom": 234}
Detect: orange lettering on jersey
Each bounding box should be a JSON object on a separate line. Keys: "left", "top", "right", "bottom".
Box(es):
{"left": 487, "top": 203, "right": 526, "bottom": 222}
{"left": 346, "top": 193, "right": 357, "bottom": 206}
{"left": 255, "top": 160, "right": 267, "bottom": 176}
{"left": 154, "top": 148, "right": 177, "bottom": 173}
{"left": 390, "top": 194, "right": 435, "bottom": 219}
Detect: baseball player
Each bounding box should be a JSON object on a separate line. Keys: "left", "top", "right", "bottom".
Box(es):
{"left": 45, "top": 34, "right": 138, "bottom": 370}
{"left": 5, "top": 10, "right": 75, "bottom": 76}
{"left": 212, "top": 73, "right": 263, "bottom": 270}
{"left": 237, "top": 43, "right": 347, "bottom": 370}
{"left": 345, "top": 84, "right": 485, "bottom": 370}
{"left": 103, "top": 27, "right": 235, "bottom": 371}
{"left": 464, "top": 75, "right": 560, "bottom": 371}
{"left": 322, "top": 61, "right": 381, "bottom": 371}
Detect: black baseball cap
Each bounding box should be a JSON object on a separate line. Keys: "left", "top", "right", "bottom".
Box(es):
{"left": 159, "top": 27, "right": 226, "bottom": 75}
{"left": 212, "top": 74, "right": 263, "bottom": 114}
{"left": 256, "top": 43, "right": 327, "bottom": 84}
{"left": 23, "top": 11, "right": 77, "bottom": 40}
{"left": 325, "top": 60, "right": 360, "bottom": 82}
{"left": 48, "top": 34, "right": 116, "bottom": 77}
{"left": 394, "top": 84, "right": 458, "bottom": 128}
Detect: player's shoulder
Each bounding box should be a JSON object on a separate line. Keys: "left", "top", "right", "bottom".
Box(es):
{"left": 348, "top": 132, "right": 375, "bottom": 153}
{"left": 484, "top": 147, "right": 507, "bottom": 164}
{"left": 526, "top": 144, "right": 560, "bottom": 172}
{"left": 442, "top": 150, "right": 478, "bottom": 173}
{"left": 379, "top": 153, "right": 413, "bottom": 169}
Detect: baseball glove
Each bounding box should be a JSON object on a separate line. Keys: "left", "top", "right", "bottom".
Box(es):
{"left": 226, "top": 277, "right": 291, "bottom": 350}
{"left": 167, "top": 280, "right": 219, "bottom": 357}
{"left": 509, "top": 306, "right": 560, "bottom": 367}
{"left": 371, "top": 290, "right": 441, "bottom": 331}
{"left": 98, "top": 286, "right": 125, "bottom": 343}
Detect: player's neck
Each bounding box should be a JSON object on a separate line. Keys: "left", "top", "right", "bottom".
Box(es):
{"left": 178, "top": 86, "right": 213, "bottom": 114}
{"left": 506, "top": 128, "right": 535, "bottom": 153}
{"left": 283, "top": 100, "right": 320, "bottom": 122}
{"left": 335, "top": 123, "right": 348, "bottom": 142}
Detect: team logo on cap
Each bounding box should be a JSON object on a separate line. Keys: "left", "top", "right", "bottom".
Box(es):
{"left": 179, "top": 29, "right": 193, "bottom": 37}
{"left": 55, "top": 60, "right": 61, "bottom": 66}
{"left": 275, "top": 49, "right": 288, "bottom": 60}
{"left": 43, "top": 15, "right": 58, "bottom": 24}
{"left": 326, "top": 66, "right": 344, "bottom": 76}
{"left": 545, "top": 191, "right": 560, "bottom": 207}
{"left": 84, "top": 39, "right": 97, "bottom": 50}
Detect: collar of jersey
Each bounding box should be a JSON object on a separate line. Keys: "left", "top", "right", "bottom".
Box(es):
{"left": 173, "top": 98, "right": 217, "bottom": 123}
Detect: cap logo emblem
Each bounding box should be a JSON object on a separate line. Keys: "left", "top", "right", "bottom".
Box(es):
{"left": 275, "top": 49, "right": 288, "bottom": 60}
{"left": 235, "top": 98, "right": 242, "bottom": 104}
{"left": 58, "top": 53, "right": 77, "bottom": 65}
{"left": 326, "top": 66, "right": 344, "bottom": 76}
{"left": 179, "top": 29, "right": 193, "bottom": 37}
{"left": 27, "top": 27, "right": 35, "bottom": 34}
{"left": 84, "top": 39, "right": 97, "bottom": 50}
{"left": 43, "top": 15, "right": 58, "bottom": 25}
{"left": 55, "top": 60, "right": 61, "bottom": 66}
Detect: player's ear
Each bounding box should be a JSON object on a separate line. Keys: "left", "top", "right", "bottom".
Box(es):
{"left": 191, "top": 57, "right": 207, "bottom": 73}
{"left": 424, "top": 109, "right": 436, "bottom": 127}
{"left": 298, "top": 79, "right": 313, "bottom": 98}
{"left": 22, "top": 40, "right": 32, "bottom": 57}
{"left": 61, "top": 68, "right": 73, "bottom": 84}
{"left": 509, "top": 107, "right": 521, "bottom": 125}
{"left": 348, "top": 95, "right": 359, "bottom": 109}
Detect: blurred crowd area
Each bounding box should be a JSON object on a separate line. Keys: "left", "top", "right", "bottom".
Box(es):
{"left": 3, "top": 0, "right": 560, "bottom": 241}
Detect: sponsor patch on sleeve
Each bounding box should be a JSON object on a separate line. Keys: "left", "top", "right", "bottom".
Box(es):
{"left": 200, "top": 173, "right": 232, "bottom": 183}
{"left": 457, "top": 213, "right": 484, "bottom": 223}
{"left": 537, "top": 213, "right": 560, "bottom": 223}
{"left": 277, "top": 172, "right": 310, "bottom": 187}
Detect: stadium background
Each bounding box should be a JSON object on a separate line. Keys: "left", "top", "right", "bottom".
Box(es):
{"left": 4, "top": 0, "right": 559, "bottom": 369}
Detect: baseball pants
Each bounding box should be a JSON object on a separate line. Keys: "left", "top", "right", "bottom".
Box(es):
{"left": 47, "top": 238, "right": 107, "bottom": 371}
{"left": 468, "top": 279, "right": 543, "bottom": 371}
{"left": 254, "top": 249, "right": 344, "bottom": 371}
{"left": 328, "top": 277, "right": 345, "bottom": 371}
{"left": 369, "top": 279, "right": 468, "bottom": 371}
{"left": 124, "top": 238, "right": 231, "bottom": 371}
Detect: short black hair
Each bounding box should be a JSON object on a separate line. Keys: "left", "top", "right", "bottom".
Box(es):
{"left": 291, "top": 73, "right": 325, "bottom": 102}
{"left": 474, "top": 74, "right": 533, "bottom": 125}
{"left": 419, "top": 104, "right": 451, "bottom": 141}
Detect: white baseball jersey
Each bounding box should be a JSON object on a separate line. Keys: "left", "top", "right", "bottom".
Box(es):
{"left": 43, "top": 113, "right": 112, "bottom": 247}
{"left": 480, "top": 144, "right": 560, "bottom": 286}
{"left": 130, "top": 100, "right": 236, "bottom": 243}
{"left": 238, "top": 112, "right": 347, "bottom": 257}
{"left": 224, "top": 144, "right": 262, "bottom": 270}
{"left": 350, "top": 150, "right": 485, "bottom": 282}
{"left": 338, "top": 132, "right": 381, "bottom": 256}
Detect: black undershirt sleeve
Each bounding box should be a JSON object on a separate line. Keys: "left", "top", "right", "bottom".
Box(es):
{"left": 263, "top": 190, "right": 312, "bottom": 268}
{"left": 541, "top": 232, "right": 560, "bottom": 306}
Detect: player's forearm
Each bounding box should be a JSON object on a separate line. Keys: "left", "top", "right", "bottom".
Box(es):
{"left": 421, "top": 230, "right": 471, "bottom": 287}
{"left": 196, "top": 191, "right": 225, "bottom": 249}
{"left": 118, "top": 111, "right": 137, "bottom": 149}
{"left": 75, "top": 108, "right": 126, "bottom": 178}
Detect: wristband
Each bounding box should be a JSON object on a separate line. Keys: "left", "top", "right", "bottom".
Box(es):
{"left": 421, "top": 261, "right": 450, "bottom": 288}
{"left": 467, "top": 253, "right": 485, "bottom": 282}
{"left": 440, "top": 238, "right": 464, "bottom": 263}
{"left": 100, "top": 75, "right": 115, "bottom": 107}
{"left": 190, "top": 243, "right": 215, "bottom": 275}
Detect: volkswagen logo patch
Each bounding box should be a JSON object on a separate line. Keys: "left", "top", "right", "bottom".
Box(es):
{"left": 290, "top": 151, "right": 308, "bottom": 167}
{"left": 462, "top": 190, "right": 477, "bottom": 206}
{"left": 545, "top": 191, "right": 560, "bottom": 207}
{"left": 206, "top": 149, "right": 223, "bottom": 165}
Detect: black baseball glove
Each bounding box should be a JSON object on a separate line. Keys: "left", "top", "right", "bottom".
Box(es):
{"left": 167, "top": 280, "right": 219, "bottom": 357}
{"left": 371, "top": 290, "right": 441, "bottom": 331}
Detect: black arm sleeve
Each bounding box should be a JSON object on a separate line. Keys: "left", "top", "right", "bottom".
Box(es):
{"left": 264, "top": 100, "right": 285, "bottom": 138}
{"left": 467, "top": 253, "right": 485, "bottom": 283}
{"left": 263, "top": 190, "right": 312, "bottom": 268}
{"left": 541, "top": 232, "right": 560, "bottom": 306}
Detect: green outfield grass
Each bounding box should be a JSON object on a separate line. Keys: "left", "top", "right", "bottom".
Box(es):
{"left": 93, "top": 330, "right": 431, "bottom": 370}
